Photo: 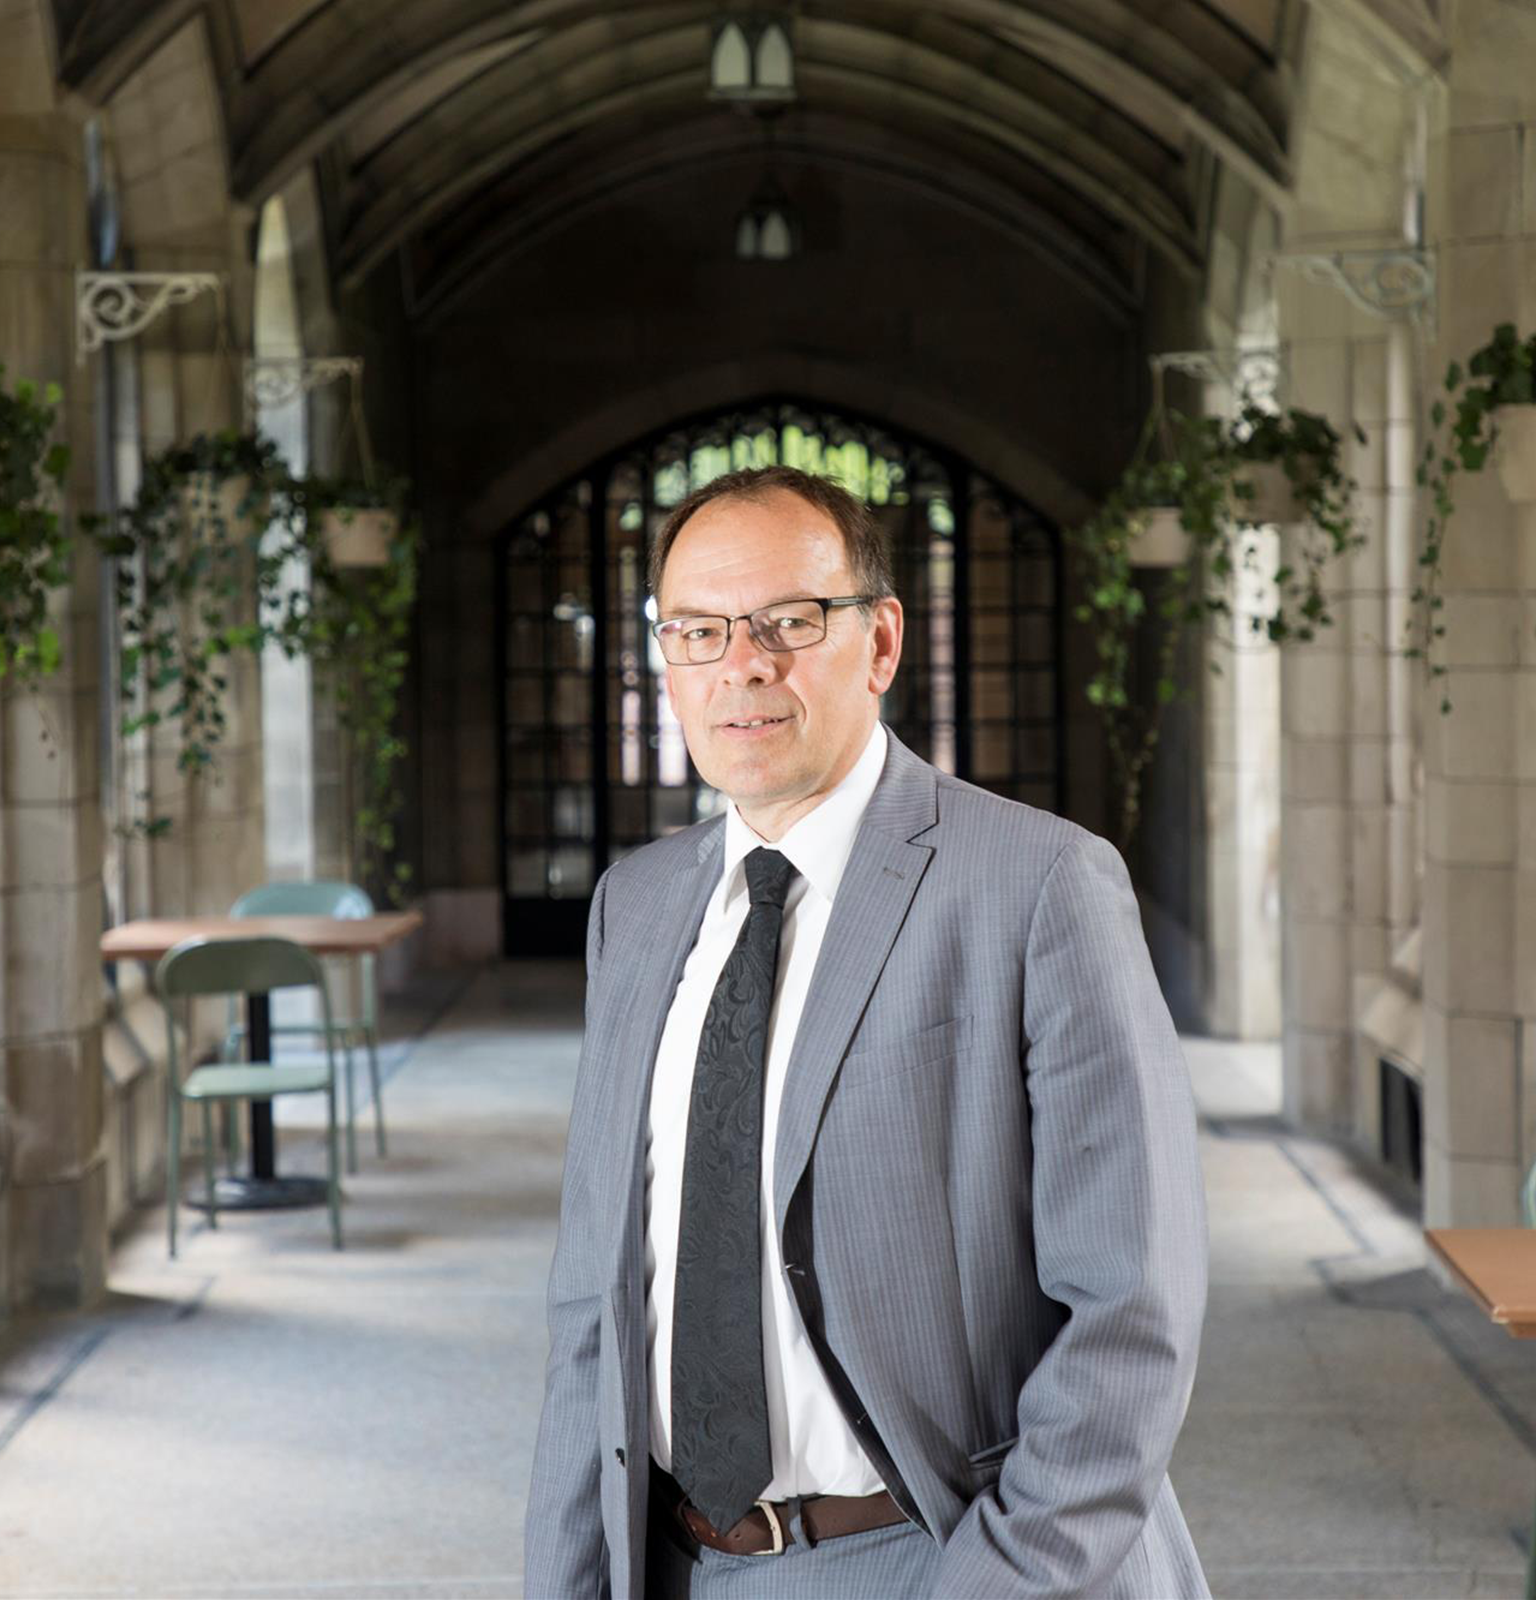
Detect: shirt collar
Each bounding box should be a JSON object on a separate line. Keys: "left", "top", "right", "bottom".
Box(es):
{"left": 721, "top": 722, "right": 888, "bottom": 907}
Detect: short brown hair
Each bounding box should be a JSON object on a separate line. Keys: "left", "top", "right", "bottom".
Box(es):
{"left": 648, "top": 465, "right": 895, "bottom": 604}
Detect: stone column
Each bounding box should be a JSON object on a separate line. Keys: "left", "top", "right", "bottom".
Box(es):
{"left": 0, "top": 106, "right": 108, "bottom": 1307}
{"left": 1187, "top": 175, "right": 1284, "bottom": 1043}
{"left": 305, "top": 376, "right": 354, "bottom": 889}
{"left": 1276, "top": 285, "right": 1412, "bottom": 1135}
{"left": 1420, "top": 0, "right": 1536, "bottom": 1224}
{"left": 1267, "top": 3, "right": 1426, "bottom": 1143}
{"left": 1204, "top": 527, "right": 1281, "bottom": 1041}
{"left": 123, "top": 261, "right": 266, "bottom": 927}
{"left": 99, "top": 21, "right": 266, "bottom": 931}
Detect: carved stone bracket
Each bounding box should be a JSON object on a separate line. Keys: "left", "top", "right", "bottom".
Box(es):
{"left": 1149, "top": 346, "right": 1286, "bottom": 408}
{"left": 1268, "top": 248, "right": 1436, "bottom": 324}
{"left": 76, "top": 271, "right": 224, "bottom": 363}
{"left": 244, "top": 355, "right": 364, "bottom": 413}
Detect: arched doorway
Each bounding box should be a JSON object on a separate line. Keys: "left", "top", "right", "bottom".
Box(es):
{"left": 498, "top": 400, "right": 1062, "bottom": 953}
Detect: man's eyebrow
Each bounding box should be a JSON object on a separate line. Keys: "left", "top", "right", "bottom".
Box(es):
{"left": 659, "top": 593, "right": 821, "bottom": 619}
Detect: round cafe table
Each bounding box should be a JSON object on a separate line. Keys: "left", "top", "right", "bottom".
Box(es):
{"left": 101, "top": 911, "right": 422, "bottom": 1208}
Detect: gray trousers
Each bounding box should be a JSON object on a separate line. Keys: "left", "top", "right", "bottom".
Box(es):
{"left": 644, "top": 1500, "right": 944, "bottom": 1599}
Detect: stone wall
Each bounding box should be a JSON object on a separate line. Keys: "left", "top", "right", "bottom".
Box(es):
{"left": 1418, "top": 0, "right": 1536, "bottom": 1225}
{"left": 9, "top": 0, "right": 1536, "bottom": 1306}
{"left": 1270, "top": 5, "right": 1427, "bottom": 1138}
{"left": 0, "top": 96, "right": 107, "bottom": 1305}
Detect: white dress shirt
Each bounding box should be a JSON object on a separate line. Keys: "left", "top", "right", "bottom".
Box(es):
{"left": 645, "top": 721, "right": 888, "bottom": 1500}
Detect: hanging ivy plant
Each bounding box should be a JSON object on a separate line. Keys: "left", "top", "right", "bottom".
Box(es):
{"left": 1229, "top": 403, "right": 1366, "bottom": 642}
{"left": 94, "top": 411, "right": 420, "bottom": 888}
{"left": 0, "top": 367, "right": 73, "bottom": 692}
{"left": 290, "top": 470, "right": 409, "bottom": 570}
{"left": 269, "top": 476, "right": 420, "bottom": 904}
{"left": 1069, "top": 402, "right": 1365, "bottom": 848}
{"left": 95, "top": 430, "right": 294, "bottom": 831}
{"left": 293, "top": 473, "right": 408, "bottom": 516}
{"left": 1413, "top": 322, "right": 1536, "bottom": 713}
{"left": 1068, "top": 414, "right": 1228, "bottom": 850}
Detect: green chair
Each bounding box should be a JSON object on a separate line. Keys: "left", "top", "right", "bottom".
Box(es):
{"left": 222, "top": 879, "right": 387, "bottom": 1174}
{"left": 157, "top": 935, "right": 342, "bottom": 1257}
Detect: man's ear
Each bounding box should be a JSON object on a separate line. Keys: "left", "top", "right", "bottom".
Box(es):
{"left": 867, "top": 597, "right": 903, "bottom": 696}
{"left": 663, "top": 662, "right": 680, "bottom": 719}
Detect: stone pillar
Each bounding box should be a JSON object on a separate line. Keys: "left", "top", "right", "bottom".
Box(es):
{"left": 1267, "top": 1, "right": 1426, "bottom": 1142}
{"left": 1191, "top": 176, "right": 1283, "bottom": 1042}
{"left": 1350, "top": 323, "right": 1423, "bottom": 1156}
{"left": 1421, "top": 0, "right": 1536, "bottom": 1224}
{"left": 1276, "top": 289, "right": 1412, "bottom": 1135}
{"left": 0, "top": 107, "right": 108, "bottom": 1306}
{"left": 305, "top": 377, "right": 354, "bottom": 889}
{"left": 126, "top": 263, "right": 266, "bottom": 926}
{"left": 1204, "top": 531, "right": 1281, "bottom": 1041}
{"left": 99, "top": 20, "right": 266, "bottom": 930}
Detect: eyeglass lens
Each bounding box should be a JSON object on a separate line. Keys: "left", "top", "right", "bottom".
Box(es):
{"left": 656, "top": 600, "right": 827, "bottom": 663}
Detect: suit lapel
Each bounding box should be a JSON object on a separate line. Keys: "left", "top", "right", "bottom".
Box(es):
{"left": 606, "top": 824, "right": 724, "bottom": 1306}
{"left": 601, "top": 846, "right": 721, "bottom": 1586}
{"left": 771, "top": 733, "right": 938, "bottom": 1243}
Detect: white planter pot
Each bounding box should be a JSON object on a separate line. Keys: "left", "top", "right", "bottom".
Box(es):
{"left": 176, "top": 473, "right": 269, "bottom": 542}
{"left": 1495, "top": 404, "right": 1536, "bottom": 502}
{"left": 1228, "top": 459, "right": 1305, "bottom": 526}
{"left": 320, "top": 506, "right": 398, "bottom": 567}
{"left": 1127, "top": 506, "right": 1190, "bottom": 568}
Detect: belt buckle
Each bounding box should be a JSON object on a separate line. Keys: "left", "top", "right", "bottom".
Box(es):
{"left": 750, "top": 1498, "right": 786, "bottom": 1556}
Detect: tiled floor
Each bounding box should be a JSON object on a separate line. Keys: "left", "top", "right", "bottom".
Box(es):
{"left": 0, "top": 965, "right": 1529, "bottom": 1598}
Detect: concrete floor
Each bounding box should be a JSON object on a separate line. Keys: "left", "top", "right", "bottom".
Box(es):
{"left": 0, "top": 963, "right": 1530, "bottom": 1599}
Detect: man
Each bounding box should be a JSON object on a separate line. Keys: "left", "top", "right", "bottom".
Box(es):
{"left": 527, "top": 465, "right": 1209, "bottom": 1598}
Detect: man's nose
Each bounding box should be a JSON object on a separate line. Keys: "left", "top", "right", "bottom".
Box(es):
{"left": 718, "top": 618, "right": 779, "bottom": 685}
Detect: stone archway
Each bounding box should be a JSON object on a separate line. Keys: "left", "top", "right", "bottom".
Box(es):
{"left": 494, "top": 396, "right": 1065, "bottom": 955}
{"left": 465, "top": 353, "right": 1097, "bottom": 543}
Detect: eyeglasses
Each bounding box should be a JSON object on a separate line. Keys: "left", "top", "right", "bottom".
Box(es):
{"left": 651, "top": 595, "right": 875, "bottom": 666}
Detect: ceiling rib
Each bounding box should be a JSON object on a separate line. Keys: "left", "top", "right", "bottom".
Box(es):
{"left": 223, "top": 0, "right": 1290, "bottom": 204}
{"left": 412, "top": 124, "right": 1141, "bottom": 323}
{"left": 997, "top": 15, "right": 1290, "bottom": 208}
{"left": 333, "top": 22, "right": 1202, "bottom": 285}
{"left": 51, "top": 0, "right": 1325, "bottom": 302}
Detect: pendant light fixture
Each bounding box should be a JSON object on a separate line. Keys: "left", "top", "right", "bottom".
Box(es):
{"left": 711, "top": 13, "right": 801, "bottom": 259}
{"left": 709, "top": 14, "right": 796, "bottom": 109}
{"left": 735, "top": 172, "right": 801, "bottom": 260}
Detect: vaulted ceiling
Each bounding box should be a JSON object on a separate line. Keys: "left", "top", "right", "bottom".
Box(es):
{"left": 52, "top": 1, "right": 1341, "bottom": 318}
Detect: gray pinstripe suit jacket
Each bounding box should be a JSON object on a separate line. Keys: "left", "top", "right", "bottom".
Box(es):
{"left": 526, "top": 728, "right": 1210, "bottom": 1599}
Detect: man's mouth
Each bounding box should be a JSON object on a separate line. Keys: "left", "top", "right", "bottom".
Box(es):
{"left": 719, "top": 715, "right": 792, "bottom": 730}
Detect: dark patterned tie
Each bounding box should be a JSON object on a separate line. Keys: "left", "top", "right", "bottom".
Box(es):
{"left": 670, "top": 846, "right": 799, "bottom": 1532}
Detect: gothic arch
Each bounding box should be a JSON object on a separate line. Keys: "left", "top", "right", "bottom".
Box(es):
{"left": 466, "top": 352, "right": 1097, "bottom": 546}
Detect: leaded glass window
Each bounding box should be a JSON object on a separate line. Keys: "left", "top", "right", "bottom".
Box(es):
{"left": 499, "top": 402, "right": 1061, "bottom": 952}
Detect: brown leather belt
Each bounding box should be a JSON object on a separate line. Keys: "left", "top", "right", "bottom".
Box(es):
{"left": 651, "top": 1460, "right": 907, "bottom": 1555}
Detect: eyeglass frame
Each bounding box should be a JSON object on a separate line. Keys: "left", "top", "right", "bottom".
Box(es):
{"left": 650, "top": 594, "right": 879, "bottom": 665}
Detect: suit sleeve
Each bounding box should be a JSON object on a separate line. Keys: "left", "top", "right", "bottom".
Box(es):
{"left": 525, "top": 868, "right": 614, "bottom": 1600}
{"left": 932, "top": 832, "right": 1208, "bottom": 1599}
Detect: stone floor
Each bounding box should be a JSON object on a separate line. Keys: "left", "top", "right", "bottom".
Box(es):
{"left": 0, "top": 962, "right": 1530, "bottom": 1599}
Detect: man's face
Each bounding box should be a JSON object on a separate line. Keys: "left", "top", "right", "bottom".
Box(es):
{"left": 658, "top": 489, "right": 903, "bottom": 834}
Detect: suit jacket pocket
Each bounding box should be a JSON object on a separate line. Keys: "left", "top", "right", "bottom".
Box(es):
{"left": 837, "top": 1014, "right": 971, "bottom": 1091}
{"left": 967, "top": 1434, "right": 1018, "bottom": 1486}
